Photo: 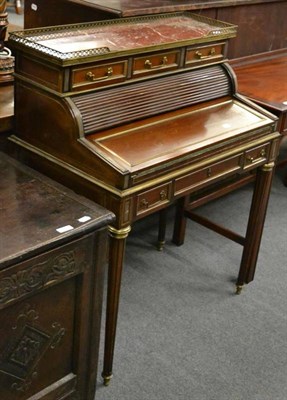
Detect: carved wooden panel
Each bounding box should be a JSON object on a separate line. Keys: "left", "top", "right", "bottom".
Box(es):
{"left": 0, "top": 233, "right": 103, "bottom": 400}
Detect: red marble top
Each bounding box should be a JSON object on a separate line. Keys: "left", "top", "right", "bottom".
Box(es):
{"left": 39, "top": 16, "right": 223, "bottom": 52}
{"left": 10, "top": 13, "right": 236, "bottom": 61}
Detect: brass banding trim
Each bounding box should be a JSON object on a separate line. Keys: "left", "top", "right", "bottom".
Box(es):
{"left": 9, "top": 132, "right": 280, "bottom": 198}
{"left": 108, "top": 225, "right": 131, "bottom": 239}
{"left": 261, "top": 162, "right": 275, "bottom": 172}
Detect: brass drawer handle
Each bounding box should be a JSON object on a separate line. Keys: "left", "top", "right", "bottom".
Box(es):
{"left": 144, "top": 56, "right": 168, "bottom": 70}
{"left": 246, "top": 149, "right": 266, "bottom": 164}
{"left": 139, "top": 190, "right": 167, "bottom": 210}
{"left": 195, "top": 48, "right": 216, "bottom": 60}
{"left": 86, "top": 67, "right": 113, "bottom": 82}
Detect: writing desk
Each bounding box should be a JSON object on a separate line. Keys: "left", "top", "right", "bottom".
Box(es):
{"left": 8, "top": 14, "right": 281, "bottom": 385}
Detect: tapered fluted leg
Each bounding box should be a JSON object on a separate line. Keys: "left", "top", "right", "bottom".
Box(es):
{"left": 102, "top": 225, "right": 131, "bottom": 386}
{"left": 157, "top": 208, "right": 167, "bottom": 251}
{"left": 172, "top": 197, "right": 188, "bottom": 246}
{"left": 236, "top": 162, "right": 275, "bottom": 293}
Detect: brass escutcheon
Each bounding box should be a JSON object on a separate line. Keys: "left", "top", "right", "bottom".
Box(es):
{"left": 260, "top": 149, "right": 266, "bottom": 157}
{"left": 159, "top": 190, "right": 167, "bottom": 200}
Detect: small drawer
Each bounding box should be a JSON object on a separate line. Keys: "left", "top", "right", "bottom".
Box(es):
{"left": 132, "top": 50, "right": 180, "bottom": 77}
{"left": 243, "top": 144, "right": 269, "bottom": 169}
{"left": 174, "top": 154, "right": 241, "bottom": 196}
{"left": 185, "top": 43, "right": 225, "bottom": 66}
{"left": 71, "top": 60, "right": 128, "bottom": 90}
{"left": 136, "top": 182, "right": 172, "bottom": 217}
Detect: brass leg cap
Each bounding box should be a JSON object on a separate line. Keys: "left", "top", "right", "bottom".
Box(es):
{"left": 102, "top": 374, "right": 113, "bottom": 386}
{"left": 236, "top": 285, "right": 243, "bottom": 295}
{"left": 157, "top": 240, "right": 165, "bottom": 251}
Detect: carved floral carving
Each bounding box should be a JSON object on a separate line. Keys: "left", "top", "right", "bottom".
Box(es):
{"left": 0, "top": 250, "right": 87, "bottom": 305}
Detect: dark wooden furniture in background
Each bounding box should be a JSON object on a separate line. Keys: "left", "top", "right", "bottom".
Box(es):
{"left": 231, "top": 49, "right": 287, "bottom": 155}
{"left": 0, "top": 151, "right": 114, "bottom": 400}
{"left": 8, "top": 14, "right": 281, "bottom": 385}
{"left": 23, "top": 0, "right": 287, "bottom": 59}
{"left": 7, "top": 0, "right": 23, "bottom": 14}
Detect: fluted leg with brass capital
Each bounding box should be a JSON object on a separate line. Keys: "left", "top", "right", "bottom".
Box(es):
{"left": 157, "top": 208, "right": 167, "bottom": 251}
{"left": 172, "top": 197, "right": 189, "bottom": 246}
{"left": 102, "top": 225, "right": 131, "bottom": 386}
{"left": 236, "top": 162, "right": 275, "bottom": 293}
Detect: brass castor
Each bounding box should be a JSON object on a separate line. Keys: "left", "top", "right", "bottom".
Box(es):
{"left": 157, "top": 240, "right": 165, "bottom": 251}
{"left": 235, "top": 285, "right": 243, "bottom": 295}
{"left": 102, "top": 373, "right": 113, "bottom": 387}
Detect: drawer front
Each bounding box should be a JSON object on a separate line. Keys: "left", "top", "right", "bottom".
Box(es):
{"left": 132, "top": 50, "right": 181, "bottom": 77}
{"left": 243, "top": 143, "right": 269, "bottom": 170}
{"left": 71, "top": 60, "right": 128, "bottom": 90}
{"left": 174, "top": 154, "right": 241, "bottom": 196}
{"left": 136, "top": 182, "right": 172, "bottom": 217}
{"left": 185, "top": 43, "right": 225, "bottom": 66}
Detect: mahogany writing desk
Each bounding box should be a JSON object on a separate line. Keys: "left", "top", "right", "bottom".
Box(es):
{"left": 8, "top": 13, "right": 281, "bottom": 385}
{"left": 0, "top": 152, "right": 114, "bottom": 399}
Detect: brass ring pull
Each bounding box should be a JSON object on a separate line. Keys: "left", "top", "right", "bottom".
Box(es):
{"left": 195, "top": 48, "right": 216, "bottom": 60}
{"left": 86, "top": 67, "right": 113, "bottom": 82}
{"left": 144, "top": 56, "right": 168, "bottom": 70}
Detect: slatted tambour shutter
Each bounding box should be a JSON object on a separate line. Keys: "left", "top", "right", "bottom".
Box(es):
{"left": 72, "top": 65, "right": 232, "bottom": 135}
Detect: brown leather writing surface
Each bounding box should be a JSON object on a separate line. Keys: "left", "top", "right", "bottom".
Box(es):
{"left": 89, "top": 100, "right": 271, "bottom": 170}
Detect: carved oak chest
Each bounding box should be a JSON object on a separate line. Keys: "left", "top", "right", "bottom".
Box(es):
{"left": 0, "top": 152, "right": 114, "bottom": 400}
